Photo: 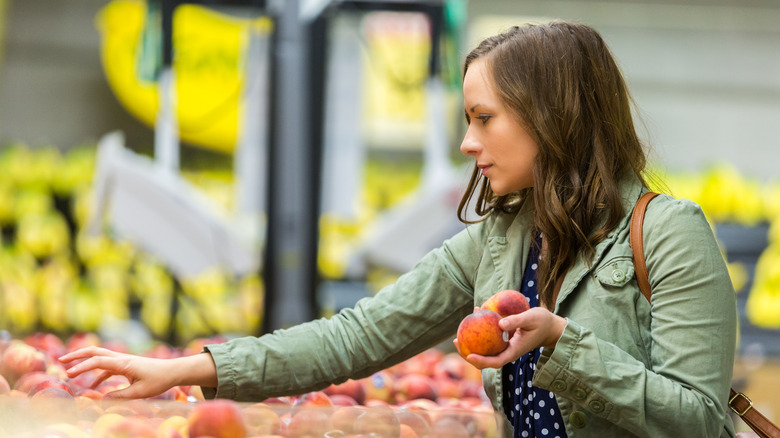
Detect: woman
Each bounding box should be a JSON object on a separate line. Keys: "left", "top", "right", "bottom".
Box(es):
{"left": 60, "top": 22, "right": 738, "bottom": 437}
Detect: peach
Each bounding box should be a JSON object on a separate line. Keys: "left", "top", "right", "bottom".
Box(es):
{"left": 260, "top": 396, "right": 293, "bottom": 407}
{"left": 456, "top": 309, "right": 508, "bottom": 357}
{"left": 360, "top": 370, "right": 395, "bottom": 403}
{"left": 92, "top": 412, "right": 126, "bottom": 438}
{"left": 77, "top": 388, "right": 104, "bottom": 400}
{"left": 24, "top": 332, "right": 66, "bottom": 360}
{"left": 432, "top": 376, "right": 459, "bottom": 399}
{"left": 432, "top": 353, "right": 468, "bottom": 381}
{"left": 155, "top": 385, "right": 189, "bottom": 402}
{"left": 395, "top": 374, "right": 438, "bottom": 403}
{"left": 243, "top": 403, "right": 281, "bottom": 436}
{"left": 156, "top": 415, "right": 189, "bottom": 438}
{"left": 31, "top": 386, "right": 74, "bottom": 399}
{"left": 0, "top": 340, "right": 47, "bottom": 385}
{"left": 292, "top": 391, "right": 333, "bottom": 418}
{"left": 397, "top": 398, "right": 439, "bottom": 424}
{"left": 28, "top": 379, "right": 74, "bottom": 397}
{"left": 104, "top": 418, "right": 156, "bottom": 438}
{"left": 329, "top": 394, "right": 359, "bottom": 406}
{"left": 30, "top": 387, "right": 79, "bottom": 425}
{"left": 398, "top": 349, "right": 443, "bottom": 377}
{"left": 400, "top": 424, "right": 419, "bottom": 438}
{"left": 65, "top": 332, "right": 101, "bottom": 353}
{"left": 364, "top": 398, "right": 390, "bottom": 407}
{"left": 285, "top": 408, "right": 332, "bottom": 438}
{"left": 396, "top": 410, "right": 431, "bottom": 437}
{"left": 458, "top": 379, "right": 486, "bottom": 399}
{"left": 75, "top": 395, "right": 104, "bottom": 421}
{"left": 353, "top": 406, "right": 400, "bottom": 437}
{"left": 324, "top": 378, "right": 366, "bottom": 405}
{"left": 330, "top": 405, "right": 363, "bottom": 434}
{"left": 96, "top": 375, "right": 130, "bottom": 395}
{"left": 481, "top": 289, "right": 529, "bottom": 317}
{"left": 154, "top": 400, "right": 192, "bottom": 419}
{"left": 13, "top": 370, "right": 57, "bottom": 393}
{"left": 188, "top": 399, "right": 247, "bottom": 438}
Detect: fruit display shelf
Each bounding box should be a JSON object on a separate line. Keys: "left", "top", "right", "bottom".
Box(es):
{"left": 0, "top": 396, "right": 505, "bottom": 438}
{"left": 1, "top": 330, "right": 502, "bottom": 437}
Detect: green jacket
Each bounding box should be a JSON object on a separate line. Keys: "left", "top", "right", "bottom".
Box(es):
{"left": 203, "top": 177, "right": 738, "bottom": 437}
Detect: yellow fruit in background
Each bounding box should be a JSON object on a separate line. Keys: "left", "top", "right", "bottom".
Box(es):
{"left": 747, "top": 284, "right": 780, "bottom": 329}
{"left": 1, "top": 281, "right": 38, "bottom": 332}
{"left": 16, "top": 212, "right": 71, "bottom": 259}
{"left": 769, "top": 220, "right": 780, "bottom": 246}
{"left": 727, "top": 262, "right": 748, "bottom": 293}
{"left": 13, "top": 188, "right": 53, "bottom": 221}
{"left": 67, "top": 283, "right": 102, "bottom": 332}
{"left": 0, "top": 181, "right": 15, "bottom": 226}
{"left": 52, "top": 146, "right": 96, "bottom": 196}
{"left": 71, "top": 187, "right": 94, "bottom": 229}
{"left": 141, "top": 295, "right": 173, "bottom": 337}
{"left": 75, "top": 232, "right": 136, "bottom": 269}
{"left": 763, "top": 183, "right": 780, "bottom": 222}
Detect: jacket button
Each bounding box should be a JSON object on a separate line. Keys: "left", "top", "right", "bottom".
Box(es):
{"left": 573, "top": 388, "right": 587, "bottom": 400}
{"left": 611, "top": 270, "right": 625, "bottom": 282}
{"left": 589, "top": 399, "right": 605, "bottom": 413}
{"left": 569, "top": 411, "right": 588, "bottom": 429}
{"left": 552, "top": 380, "right": 567, "bottom": 392}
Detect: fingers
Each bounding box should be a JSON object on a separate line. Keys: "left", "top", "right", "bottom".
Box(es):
{"left": 63, "top": 354, "right": 124, "bottom": 380}
{"left": 59, "top": 346, "right": 116, "bottom": 364}
{"left": 498, "top": 309, "right": 536, "bottom": 331}
{"left": 91, "top": 370, "right": 115, "bottom": 389}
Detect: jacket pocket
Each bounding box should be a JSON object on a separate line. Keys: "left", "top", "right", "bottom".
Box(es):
{"left": 594, "top": 257, "right": 635, "bottom": 287}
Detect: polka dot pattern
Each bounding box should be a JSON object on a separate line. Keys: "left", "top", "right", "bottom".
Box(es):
{"left": 502, "top": 235, "right": 567, "bottom": 437}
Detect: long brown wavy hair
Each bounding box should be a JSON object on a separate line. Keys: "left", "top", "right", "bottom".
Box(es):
{"left": 457, "top": 22, "right": 648, "bottom": 309}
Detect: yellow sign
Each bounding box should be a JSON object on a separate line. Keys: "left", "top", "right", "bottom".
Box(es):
{"left": 96, "top": 0, "right": 272, "bottom": 153}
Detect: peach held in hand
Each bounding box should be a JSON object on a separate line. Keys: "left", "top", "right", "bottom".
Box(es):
{"left": 481, "top": 289, "right": 530, "bottom": 317}
{"left": 456, "top": 309, "right": 508, "bottom": 358}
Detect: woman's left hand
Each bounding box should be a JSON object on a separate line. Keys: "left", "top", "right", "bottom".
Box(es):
{"left": 454, "top": 307, "right": 567, "bottom": 369}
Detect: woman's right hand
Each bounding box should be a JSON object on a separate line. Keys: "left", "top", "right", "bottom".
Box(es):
{"left": 59, "top": 346, "right": 217, "bottom": 400}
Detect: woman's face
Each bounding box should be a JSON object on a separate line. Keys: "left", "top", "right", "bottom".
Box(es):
{"left": 460, "top": 59, "right": 539, "bottom": 196}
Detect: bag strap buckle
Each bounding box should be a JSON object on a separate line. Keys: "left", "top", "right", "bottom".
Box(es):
{"left": 729, "top": 391, "right": 753, "bottom": 417}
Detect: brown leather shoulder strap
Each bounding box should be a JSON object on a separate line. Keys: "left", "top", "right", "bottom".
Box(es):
{"left": 630, "top": 191, "right": 780, "bottom": 438}
{"left": 630, "top": 191, "right": 660, "bottom": 304}
{"left": 730, "top": 388, "right": 780, "bottom": 438}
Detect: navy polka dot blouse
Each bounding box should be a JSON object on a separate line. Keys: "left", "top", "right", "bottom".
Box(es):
{"left": 501, "top": 237, "right": 568, "bottom": 438}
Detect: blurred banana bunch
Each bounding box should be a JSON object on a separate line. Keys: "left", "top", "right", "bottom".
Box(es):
{"left": 0, "top": 144, "right": 263, "bottom": 346}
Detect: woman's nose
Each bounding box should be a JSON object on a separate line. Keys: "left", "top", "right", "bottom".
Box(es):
{"left": 460, "top": 129, "right": 480, "bottom": 157}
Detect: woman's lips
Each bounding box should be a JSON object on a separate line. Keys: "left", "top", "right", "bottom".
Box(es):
{"left": 478, "top": 164, "right": 492, "bottom": 176}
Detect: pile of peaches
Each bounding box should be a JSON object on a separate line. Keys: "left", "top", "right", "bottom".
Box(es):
{"left": 0, "top": 325, "right": 506, "bottom": 437}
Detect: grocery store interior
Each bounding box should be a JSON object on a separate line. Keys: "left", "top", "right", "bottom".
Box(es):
{"left": 1, "top": 0, "right": 779, "bottom": 435}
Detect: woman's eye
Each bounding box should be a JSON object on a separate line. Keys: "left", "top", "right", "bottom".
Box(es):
{"left": 476, "top": 115, "right": 491, "bottom": 125}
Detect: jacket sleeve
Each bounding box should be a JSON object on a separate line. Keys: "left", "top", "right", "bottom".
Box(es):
{"left": 534, "top": 196, "right": 737, "bottom": 437}
{"left": 200, "top": 222, "right": 487, "bottom": 402}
